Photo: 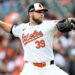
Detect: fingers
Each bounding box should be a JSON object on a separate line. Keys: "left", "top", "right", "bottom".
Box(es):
{"left": 71, "top": 19, "right": 75, "bottom": 24}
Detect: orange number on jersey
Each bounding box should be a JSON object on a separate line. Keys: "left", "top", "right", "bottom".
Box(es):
{"left": 35, "top": 40, "right": 45, "bottom": 49}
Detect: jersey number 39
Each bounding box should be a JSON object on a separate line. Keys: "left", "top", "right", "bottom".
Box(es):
{"left": 35, "top": 40, "right": 45, "bottom": 49}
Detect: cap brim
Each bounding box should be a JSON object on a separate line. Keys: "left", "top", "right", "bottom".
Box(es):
{"left": 35, "top": 8, "right": 48, "bottom": 12}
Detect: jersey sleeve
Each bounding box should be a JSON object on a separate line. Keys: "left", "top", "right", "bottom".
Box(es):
{"left": 11, "top": 23, "right": 25, "bottom": 37}
{"left": 51, "top": 20, "right": 58, "bottom": 28}
{"left": 47, "top": 20, "right": 58, "bottom": 32}
{"left": 11, "top": 25, "right": 20, "bottom": 37}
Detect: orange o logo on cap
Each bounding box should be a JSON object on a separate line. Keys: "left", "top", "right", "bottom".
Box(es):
{"left": 39, "top": 4, "right": 43, "bottom": 8}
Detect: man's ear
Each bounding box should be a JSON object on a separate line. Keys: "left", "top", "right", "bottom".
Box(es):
{"left": 29, "top": 12, "right": 33, "bottom": 17}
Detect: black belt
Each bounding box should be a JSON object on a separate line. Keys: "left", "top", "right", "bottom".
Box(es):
{"left": 50, "top": 60, "right": 54, "bottom": 65}
{"left": 25, "top": 60, "right": 54, "bottom": 67}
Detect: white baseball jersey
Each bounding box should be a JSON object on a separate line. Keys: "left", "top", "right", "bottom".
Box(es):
{"left": 12, "top": 20, "right": 57, "bottom": 63}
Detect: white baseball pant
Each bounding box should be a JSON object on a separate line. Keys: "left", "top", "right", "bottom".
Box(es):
{"left": 20, "top": 61, "right": 69, "bottom": 75}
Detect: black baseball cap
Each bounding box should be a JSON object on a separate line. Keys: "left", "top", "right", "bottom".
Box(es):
{"left": 28, "top": 3, "right": 48, "bottom": 12}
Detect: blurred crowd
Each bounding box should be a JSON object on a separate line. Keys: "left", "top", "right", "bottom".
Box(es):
{"left": 0, "top": 0, "right": 75, "bottom": 75}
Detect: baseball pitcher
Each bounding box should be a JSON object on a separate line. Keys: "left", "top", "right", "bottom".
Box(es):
{"left": 0, "top": 3, "right": 75, "bottom": 75}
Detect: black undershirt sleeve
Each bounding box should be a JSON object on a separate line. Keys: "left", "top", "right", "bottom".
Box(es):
{"left": 10, "top": 25, "right": 14, "bottom": 35}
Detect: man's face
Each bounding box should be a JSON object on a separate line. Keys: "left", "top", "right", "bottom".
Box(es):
{"left": 31, "top": 10, "right": 45, "bottom": 24}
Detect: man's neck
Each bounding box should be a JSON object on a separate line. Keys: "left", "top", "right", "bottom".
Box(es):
{"left": 29, "top": 22, "right": 37, "bottom": 26}
{"left": 29, "top": 21, "right": 38, "bottom": 26}
{"left": 29, "top": 18, "right": 39, "bottom": 26}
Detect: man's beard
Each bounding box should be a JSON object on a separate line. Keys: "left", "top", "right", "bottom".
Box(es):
{"left": 32, "top": 15, "right": 43, "bottom": 25}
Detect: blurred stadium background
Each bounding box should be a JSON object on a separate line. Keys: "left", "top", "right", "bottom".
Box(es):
{"left": 0, "top": 0, "right": 75, "bottom": 75}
